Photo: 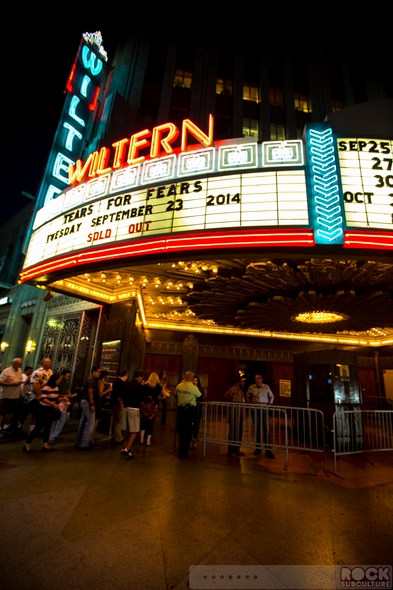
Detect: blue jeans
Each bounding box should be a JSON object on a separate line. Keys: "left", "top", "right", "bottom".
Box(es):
{"left": 50, "top": 411, "right": 67, "bottom": 439}
{"left": 76, "top": 400, "right": 95, "bottom": 448}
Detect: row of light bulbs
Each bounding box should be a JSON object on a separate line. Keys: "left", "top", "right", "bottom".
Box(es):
{"left": 171, "top": 261, "right": 218, "bottom": 274}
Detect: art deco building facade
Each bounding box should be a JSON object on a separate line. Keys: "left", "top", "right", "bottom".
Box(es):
{"left": 2, "top": 27, "right": 392, "bottom": 422}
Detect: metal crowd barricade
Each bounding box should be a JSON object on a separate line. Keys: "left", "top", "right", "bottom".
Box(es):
{"left": 276, "top": 405, "right": 327, "bottom": 471}
{"left": 202, "top": 402, "right": 288, "bottom": 467}
{"left": 332, "top": 409, "right": 393, "bottom": 475}
{"left": 202, "top": 402, "right": 327, "bottom": 470}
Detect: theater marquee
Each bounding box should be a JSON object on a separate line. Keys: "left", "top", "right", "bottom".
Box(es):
{"left": 21, "top": 120, "right": 393, "bottom": 284}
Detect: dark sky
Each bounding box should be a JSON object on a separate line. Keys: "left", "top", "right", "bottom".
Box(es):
{"left": 3, "top": 17, "right": 120, "bottom": 223}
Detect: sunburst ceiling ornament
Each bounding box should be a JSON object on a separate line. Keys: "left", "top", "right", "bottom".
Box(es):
{"left": 294, "top": 311, "right": 346, "bottom": 323}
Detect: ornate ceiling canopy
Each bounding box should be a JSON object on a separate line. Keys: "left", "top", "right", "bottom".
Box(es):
{"left": 51, "top": 255, "right": 393, "bottom": 341}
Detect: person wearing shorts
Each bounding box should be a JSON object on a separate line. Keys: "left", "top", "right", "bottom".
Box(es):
{"left": 120, "top": 370, "right": 144, "bottom": 460}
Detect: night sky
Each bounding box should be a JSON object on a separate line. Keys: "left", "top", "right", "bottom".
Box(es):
{"left": 4, "top": 17, "right": 120, "bottom": 223}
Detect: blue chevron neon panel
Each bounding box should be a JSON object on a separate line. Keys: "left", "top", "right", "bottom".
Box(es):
{"left": 305, "top": 123, "right": 344, "bottom": 244}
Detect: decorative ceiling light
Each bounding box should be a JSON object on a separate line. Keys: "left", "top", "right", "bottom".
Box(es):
{"left": 294, "top": 311, "right": 346, "bottom": 323}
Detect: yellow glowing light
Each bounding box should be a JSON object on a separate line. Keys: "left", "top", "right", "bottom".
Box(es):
{"left": 295, "top": 312, "right": 344, "bottom": 323}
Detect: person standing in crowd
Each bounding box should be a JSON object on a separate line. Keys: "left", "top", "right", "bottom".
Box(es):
{"left": 49, "top": 370, "right": 73, "bottom": 443}
{"left": 0, "top": 358, "right": 22, "bottom": 436}
{"left": 90, "top": 370, "right": 112, "bottom": 445}
{"left": 110, "top": 369, "right": 128, "bottom": 444}
{"left": 140, "top": 372, "right": 161, "bottom": 445}
{"left": 158, "top": 370, "right": 170, "bottom": 424}
{"left": 190, "top": 375, "right": 206, "bottom": 449}
{"left": 175, "top": 371, "right": 201, "bottom": 459}
{"left": 224, "top": 376, "right": 245, "bottom": 458}
{"left": 18, "top": 366, "right": 33, "bottom": 429}
{"left": 23, "top": 373, "right": 62, "bottom": 452}
{"left": 76, "top": 366, "right": 100, "bottom": 450}
{"left": 120, "top": 370, "right": 144, "bottom": 459}
{"left": 25, "top": 358, "right": 53, "bottom": 432}
{"left": 246, "top": 373, "right": 275, "bottom": 459}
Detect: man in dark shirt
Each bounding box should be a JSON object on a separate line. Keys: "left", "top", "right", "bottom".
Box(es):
{"left": 76, "top": 366, "right": 100, "bottom": 450}
{"left": 110, "top": 369, "right": 128, "bottom": 443}
{"left": 120, "top": 370, "right": 144, "bottom": 459}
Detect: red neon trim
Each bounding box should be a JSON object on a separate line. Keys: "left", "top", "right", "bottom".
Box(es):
{"left": 20, "top": 229, "right": 315, "bottom": 282}
{"left": 89, "top": 86, "right": 100, "bottom": 111}
{"left": 66, "top": 63, "right": 76, "bottom": 93}
{"left": 344, "top": 230, "right": 393, "bottom": 250}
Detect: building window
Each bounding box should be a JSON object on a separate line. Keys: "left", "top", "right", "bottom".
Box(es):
{"left": 331, "top": 99, "right": 343, "bottom": 112}
{"left": 294, "top": 92, "right": 312, "bottom": 113}
{"left": 243, "top": 118, "right": 259, "bottom": 137}
{"left": 269, "top": 88, "right": 283, "bottom": 107}
{"left": 243, "top": 83, "right": 259, "bottom": 103}
{"left": 173, "top": 70, "right": 192, "bottom": 89}
{"left": 270, "top": 124, "right": 285, "bottom": 140}
{"left": 216, "top": 78, "right": 233, "bottom": 96}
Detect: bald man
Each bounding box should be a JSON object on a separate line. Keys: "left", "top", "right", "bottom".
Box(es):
{"left": 0, "top": 358, "right": 22, "bottom": 434}
{"left": 175, "top": 371, "right": 201, "bottom": 459}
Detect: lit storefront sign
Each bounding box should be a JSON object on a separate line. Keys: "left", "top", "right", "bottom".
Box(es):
{"left": 21, "top": 114, "right": 393, "bottom": 284}
{"left": 35, "top": 31, "right": 107, "bottom": 211}
{"left": 24, "top": 170, "right": 309, "bottom": 268}
{"left": 305, "top": 123, "right": 344, "bottom": 245}
{"left": 338, "top": 138, "right": 393, "bottom": 230}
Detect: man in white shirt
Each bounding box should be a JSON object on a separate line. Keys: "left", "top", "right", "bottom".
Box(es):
{"left": 246, "top": 374, "right": 275, "bottom": 459}
{"left": 0, "top": 358, "right": 22, "bottom": 434}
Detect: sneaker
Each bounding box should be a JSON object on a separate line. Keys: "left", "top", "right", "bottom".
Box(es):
{"left": 265, "top": 450, "right": 275, "bottom": 459}
{"left": 127, "top": 451, "right": 135, "bottom": 460}
{"left": 235, "top": 451, "right": 245, "bottom": 457}
{"left": 48, "top": 439, "right": 56, "bottom": 445}
{"left": 121, "top": 449, "right": 129, "bottom": 456}
{"left": 253, "top": 449, "right": 262, "bottom": 456}
{"left": 228, "top": 452, "right": 240, "bottom": 459}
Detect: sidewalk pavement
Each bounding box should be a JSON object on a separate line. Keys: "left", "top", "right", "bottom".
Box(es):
{"left": 0, "top": 412, "right": 392, "bottom": 590}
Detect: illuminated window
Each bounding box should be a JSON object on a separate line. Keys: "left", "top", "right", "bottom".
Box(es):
{"left": 294, "top": 92, "right": 312, "bottom": 113}
{"left": 270, "top": 124, "right": 285, "bottom": 140}
{"left": 269, "top": 88, "right": 283, "bottom": 107}
{"left": 216, "top": 78, "right": 233, "bottom": 96}
{"left": 173, "top": 70, "right": 192, "bottom": 89}
{"left": 243, "top": 83, "right": 259, "bottom": 103}
{"left": 331, "top": 99, "right": 343, "bottom": 112}
{"left": 243, "top": 118, "right": 259, "bottom": 137}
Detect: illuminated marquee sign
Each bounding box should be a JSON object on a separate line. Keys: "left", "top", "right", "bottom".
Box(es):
{"left": 338, "top": 138, "right": 393, "bottom": 230}
{"left": 32, "top": 133, "right": 304, "bottom": 230}
{"left": 24, "top": 170, "right": 309, "bottom": 269}
{"left": 36, "top": 31, "right": 107, "bottom": 210}
{"left": 305, "top": 123, "right": 344, "bottom": 245}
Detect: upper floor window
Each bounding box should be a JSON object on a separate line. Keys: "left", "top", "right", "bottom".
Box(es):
{"left": 269, "top": 88, "right": 283, "bottom": 107}
{"left": 173, "top": 70, "right": 192, "bottom": 89}
{"left": 331, "top": 99, "right": 343, "bottom": 112}
{"left": 294, "top": 92, "right": 312, "bottom": 113}
{"left": 270, "top": 124, "right": 285, "bottom": 141}
{"left": 243, "top": 118, "right": 259, "bottom": 138}
{"left": 243, "top": 83, "right": 259, "bottom": 103}
{"left": 216, "top": 78, "right": 233, "bottom": 96}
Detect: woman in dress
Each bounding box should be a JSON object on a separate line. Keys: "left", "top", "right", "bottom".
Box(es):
{"left": 140, "top": 372, "right": 162, "bottom": 445}
{"left": 23, "top": 373, "right": 62, "bottom": 452}
{"left": 90, "top": 370, "right": 112, "bottom": 445}
{"left": 190, "top": 375, "right": 206, "bottom": 449}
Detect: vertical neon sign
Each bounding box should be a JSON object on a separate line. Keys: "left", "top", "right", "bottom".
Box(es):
{"left": 305, "top": 123, "right": 344, "bottom": 244}
{"left": 36, "top": 31, "right": 107, "bottom": 210}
